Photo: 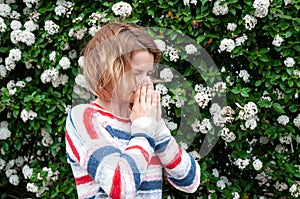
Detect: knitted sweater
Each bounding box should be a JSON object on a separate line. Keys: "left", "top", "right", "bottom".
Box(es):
{"left": 65, "top": 103, "right": 200, "bottom": 199}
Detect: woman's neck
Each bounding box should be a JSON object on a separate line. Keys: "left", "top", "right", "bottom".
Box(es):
{"left": 93, "top": 98, "right": 131, "bottom": 118}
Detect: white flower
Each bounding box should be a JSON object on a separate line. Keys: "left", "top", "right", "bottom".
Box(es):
{"left": 189, "top": 150, "right": 200, "bottom": 160}
{"left": 26, "top": 183, "right": 38, "bottom": 193}
{"left": 0, "top": 126, "right": 11, "bottom": 140}
{"left": 0, "top": 17, "right": 7, "bottom": 32}
{"left": 10, "top": 20, "right": 22, "bottom": 30}
{"left": 9, "top": 48, "right": 22, "bottom": 61}
{"left": 0, "top": 64, "right": 7, "bottom": 78}
{"left": 49, "top": 51, "right": 56, "bottom": 62}
{"left": 10, "top": 29, "right": 22, "bottom": 44}
{"left": 21, "top": 30, "right": 35, "bottom": 46}
{"left": 44, "top": 20, "right": 60, "bottom": 35}
{"left": 253, "top": 0, "right": 270, "bottom": 18}
{"left": 0, "top": 158, "right": 5, "bottom": 170}
{"left": 277, "top": 115, "right": 289, "bottom": 125}
{"left": 284, "top": 57, "right": 295, "bottom": 67}
{"left": 155, "top": 83, "right": 168, "bottom": 95}
{"left": 22, "top": 164, "right": 33, "bottom": 179}
{"left": 185, "top": 44, "right": 197, "bottom": 54}
{"left": 272, "top": 34, "right": 284, "bottom": 47}
{"left": 112, "top": 2, "right": 132, "bottom": 18}
{"left": 253, "top": 159, "right": 263, "bottom": 171}
{"left": 243, "top": 14, "right": 257, "bottom": 30}
{"left": 212, "top": 168, "right": 219, "bottom": 178}
{"left": 227, "top": 23, "right": 237, "bottom": 31}
{"left": 15, "top": 156, "right": 24, "bottom": 167}
{"left": 234, "top": 158, "right": 250, "bottom": 170}
{"left": 239, "top": 69, "right": 250, "bottom": 83}
{"left": 0, "top": 3, "right": 11, "bottom": 17}
{"left": 78, "top": 56, "right": 84, "bottom": 68}
{"left": 221, "top": 127, "right": 236, "bottom": 142}
{"left": 165, "top": 120, "right": 178, "bottom": 131}
{"left": 232, "top": 192, "right": 240, "bottom": 199}
{"left": 68, "top": 49, "right": 77, "bottom": 59}
{"left": 274, "top": 181, "right": 288, "bottom": 191}
{"left": 9, "top": 174, "right": 19, "bottom": 186}
{"left": 164, "top": 46, "right": 179, "bottom": 62}
{"left": 160, "top": 68, "right": 173, "bottom": 82}
{"left": 235, "top": 34, "right": 248, "bottom": 46}
{"left": 212, "top": 0, "right": 228, "bottom": 16}
{"left": 219, "top": 38, "right": 235, "bottom": 52}
{"left": 59, "top": 56, "right": 71, "bottom": 70}
{"left": 154, "top": 39, "right": 166, "bottom": 52}
{"left": 54, "top": 0, "right": 74, "bottom": 18}
{"left": 24, "top": 20, "right": 38, "bottom": 31}
{"left": 199, "top": 118, "right": 212, "bottom": 134}
{"left": 179, "top": 141, "right": 188, "bottom": 150}
{"left": 294, "top": 114, "right": 300, "bottom": 129}
{"left": 216, "top": 179, "right": 226, "bottom": 190}
{"left": 279, "top": 135, "right": 292, "bottom": 144}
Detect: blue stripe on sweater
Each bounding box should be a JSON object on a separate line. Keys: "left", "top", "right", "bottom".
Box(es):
{"left": 105, "top": 125, "right": 131, "bottom": 140}
{"left": 120, "top": 153, "right": 141, "bottom": 190}
{"left": 130, "top": 133, "right": 155, "bottom": 149}
{"left": 87, "top": 146, "right": 121, "bottom": 179}
{"left": 168, "top": 155, "right": 196, "bottom": 187}
{"left": 154, "top": 138, "right": 170, "bottom": 153}
{"left": 139, "top": 180, "right": 162, "bottom": 191}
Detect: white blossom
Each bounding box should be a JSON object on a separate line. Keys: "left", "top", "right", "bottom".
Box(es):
{"left": 227, "top": 23, "right": 237, "bottom": 31}
{"left": 0, "top": 158, "right": 5, "bottom": 170}
{"left": 294, "top": 114, "right": 300, "bottom": 129}
{"left": 59, "top": 56, "right": 71, "bottom": 70}
{"left": 284, "top": 57, "right": 295, "bottom": 67}
{"left": 0, "top": 17, "right": 7, "bottom": 32}
{"left": 20, "top": 30, "right": 35, "bottom": 46}
{"left": 212, "top": 168, "right": 219, "bottom": 178}
{"left": 221, "top": 127, "right": 236, "bottom": 142}
{"left": 10, "top": 20, "right": 21, "bottom": 30}
{"left": 26, "top": 183, "right": 38, "bottom": 193}
{"left": 272, "top": 34, "right": 284, "bottom": 47}
{"left": 44, "top": 20, "right": 59, "bottom": 35}
{"left": 274, "top": 181, "right": 288, "bottom": 191}
{"left": 160, "top": 68, "right": 173, "bottom": 82}
{"left": 112, "top": 1, "right": 132, "bottom": 18}
{"left": 279, "top": 135, "right": 292, "bottom": 144}
{"left": 154, "top": 39, "right": 166, "bottom": 52}
{"left": 9, "top": 48, "right": 22, "bottom": 61}
{"left": 232, "top": 192, "right": 240, "bottom": 199}
{"left": 234, "top": 158, "right": 250, "bottom": 170}
{"left": 24, "top": 20, "right": 38, "bottom": 31}
{"left": 0, "top": 3, "right": 11, "bottom": 17}
{"left": 54, "top": 0, "right": 74, "bottom": 18}
{"left": 164, "top": 46, "right": 179, "bottom": 62}
{"left": 277, "top": 115, "right": 289, "bottom": 125}
{"left": 219, "top": 38, "right": 235, "bottom": 52}
{"left": 185, "top": 44, "right": 197, "bottom": 54}
{"left": 0, "top": 125, "right": 11, "bottom": 140}
{"left": 243, "top": 14, "right": 257, "bottom": 30}
{"left": 78, "top": 56, "right": 84, "bottom": 68}
{"left": 253, "top": 159, "right": 263, "bottom": 171}
{"left": 49, "top": 51, "right": 56, "bottom": 62}
{"left": 22, "top": 164, "right": 33, "bottom": 179}
{"left": 9, "top": 174, "right": 19, "bottom": 186}
{"left": 239, "top": 70, "right": 250, "bottom": 83}
{"left": 235, "top": 34, "right": 248, "bottom": 46}
{"left": 253, "top": 0, "right": 270, "bottom": 18}
{"left": 212, "top": 0, "right": 228, "bottom": 16}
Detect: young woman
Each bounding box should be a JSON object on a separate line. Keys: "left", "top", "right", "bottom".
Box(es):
{"left": 65, "top": 21, "right": 200, "bottom": 199}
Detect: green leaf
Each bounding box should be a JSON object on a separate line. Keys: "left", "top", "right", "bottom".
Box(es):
{"left": 258, "top": 100, "right": 271, "bottom": 108}
{"left": 289, "top": 104, "right": 298, "bottom": 113}
{"left": 272, "top": 103, "right": 285, "bottom": 113}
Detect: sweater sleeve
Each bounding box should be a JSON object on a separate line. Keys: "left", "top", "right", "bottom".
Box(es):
{"left": 65, "top": 104, "right": 155, "bottom": 199}
{"left": 154, "top": 120, "right": 200, "bottom": 193}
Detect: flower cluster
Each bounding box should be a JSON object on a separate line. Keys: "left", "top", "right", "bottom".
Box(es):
{"left": 272, "top": 34, "right": 284, "bottom": 47}
{"left": 219, "top": 38, "right": 235, "bottom": 52}
{"left": 237, "top": 102, "right": 259, "bottom": 130}
{"left": 243, "top": 14, "right": 257, "bottom": 30}
{"left": 212, "top": 0, "right": 228, "bottom": 16}
{"left": 112, "top": 1, "right": 132, "bottom": 18}
{"left": 0, "top": 121, "right": 11, "bottom": 140}
{"left": 253, "top": 0, "right": 270, "bottom": 18}
{"left": 54, "top": 0, "right": 74, "bottom": 18}
{"left": 20, "top": 109, "right": 37, "bottom": 122}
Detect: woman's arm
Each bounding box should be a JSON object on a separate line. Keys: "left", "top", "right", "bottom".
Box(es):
{"left": 154, "top": 120, "right": 201, "bottom": 193}
{"left": 65, "top": 104, "right": 156, "bottom": 199}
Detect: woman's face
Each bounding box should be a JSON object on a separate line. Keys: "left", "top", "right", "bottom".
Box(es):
{"left": 113, "top": 50, "right": 154, "bottom": 103}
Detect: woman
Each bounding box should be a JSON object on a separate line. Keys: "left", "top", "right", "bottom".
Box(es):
{"left": 65, "top": 21, "right": 200, "bottom": 199}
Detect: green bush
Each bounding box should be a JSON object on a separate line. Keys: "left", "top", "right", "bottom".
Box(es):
{"left": 0, "top": 0, "right": 299, "bottom": 198}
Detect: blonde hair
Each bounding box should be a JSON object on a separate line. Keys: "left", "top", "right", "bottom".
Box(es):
{"left": 83, "top": 21, "right": 161, "bottom": 101}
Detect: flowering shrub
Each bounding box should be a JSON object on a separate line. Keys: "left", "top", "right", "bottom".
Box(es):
{"left": 0, "top": 0, "right": 299, "bottom": 198}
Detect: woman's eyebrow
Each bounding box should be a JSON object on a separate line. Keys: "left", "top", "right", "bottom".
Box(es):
{"left": 133, "top": 69, "right": 153, "bottom": 73}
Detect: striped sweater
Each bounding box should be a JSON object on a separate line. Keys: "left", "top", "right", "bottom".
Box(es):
{"left": 65, "top": 103, "right": 200, "bottom": 199}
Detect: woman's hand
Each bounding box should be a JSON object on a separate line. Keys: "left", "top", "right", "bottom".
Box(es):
{"left": 130, "top": 81, "right": 161, "bottom": 126}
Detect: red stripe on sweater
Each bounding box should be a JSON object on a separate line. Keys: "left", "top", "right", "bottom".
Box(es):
{"left": 165, "top": 147, "right": 182, "bottom": 169}
{"left": 90, "top": 103, "right": 131, "bottom": 123}
{"left": 75, "top": 175, "right": 93, "bottom": 185}
{"left": 150, "top": 156, "right": 161, "bottom": 165}
{"left": 65, "top": 130, "right": 80, "bottom": 162}
{"left": 110, "top": 165, "right": 121, "bottom": 199}
{"left": 126, "top": 145, "right": 149, "bottom": 162}
{"left": 83, "top": 107, "right": 99, "bottom": 139}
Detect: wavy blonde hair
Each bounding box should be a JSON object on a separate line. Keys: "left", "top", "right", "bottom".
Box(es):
{"left": 83, "top": 21, "right": 161, "bottom": 101}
